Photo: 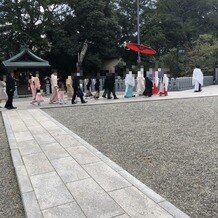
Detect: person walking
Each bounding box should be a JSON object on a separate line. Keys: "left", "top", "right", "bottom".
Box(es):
{"left": 85, "top": 78, "right": 93, "bottom": 97}
{"left": 102, "top": 74, "right": 109, "bottom": 98}
{"left": 0, "top": 76, "right": 8, "bottom": 108}
{"left": 66, "top": 76, "right": 74, "bottom": 99}
{"left": 124, "top": 71, "right": 135, "bottom": 98}
{"left": 58, "top": 81, "right": 66, "bottom": 104}
{"left": 71, "top": 76, "right": 87, "bottom": 104}
{"left": 107, "top": 73, "right": 114, "bottom": 99}
{"left": 192, "top": 65, "right": 203, "bottom": 92}
{"left": 28, "top": 73, "right": 37, "bottom": 104}
{"left": 143, "top": 77, "right": 153, "bottom": 97}
{"left": 34, "top": 72, "right": 44, "bottom": 106}
{"left": 136, "top": 71, "right": 145, "bottom": 96}
{"left": 49, "top": 70, "right": 58, "bottom": 103}
{"left": 94, "top": 76, "right": 100, "bottom": 99}
{"left": 5, "top": 71, "right": 16, "bottom": 109}
{"left": 111, "top": 73, "right": 119, "bottom": 99}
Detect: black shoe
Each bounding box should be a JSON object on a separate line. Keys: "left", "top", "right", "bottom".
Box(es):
{"left": 82, "top": 101, "right": 87, "bottom": 104}
{"left": 102, "top": 95, "right": 106, "bottom": 98}
{"left": 72, "top": 102, "right": 77, "bottom": 104}
{"left": 114, "top": 97, "right": 119, "bottom": 99}
{"left": 194, "top": 90, "right": 199, "bottom": 92}
{"left": 107, "top": 97, "right": 112, "bottom": 99}
{"left": 11, "top": 107, "right": 17, "bottom": 109}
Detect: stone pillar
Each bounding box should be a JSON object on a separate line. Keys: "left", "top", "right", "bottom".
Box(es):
{"left": 46, "top": 80, "right": 50, "bottom": 95}
{"left": 215, "top": 67, "right": 218, "bottom": 84}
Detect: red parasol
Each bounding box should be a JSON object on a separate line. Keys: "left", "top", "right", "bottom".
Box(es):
{"left": 125, "top": 42, "right": 157, "bottom": 55}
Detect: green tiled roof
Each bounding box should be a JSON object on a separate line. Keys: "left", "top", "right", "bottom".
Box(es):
{"left": 3, "top": 48, "right": 50, "bottom": 68}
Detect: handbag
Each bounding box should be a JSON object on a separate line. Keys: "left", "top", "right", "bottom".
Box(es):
{"left": 76, "top": 88, "right": 84, "bottom": 97}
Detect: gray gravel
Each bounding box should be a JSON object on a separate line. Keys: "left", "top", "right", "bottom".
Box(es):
{"left": 44, "top": 97, "right": 218, "bottom": 218}
{"left": 0, "top": 113, "right": 25, "bottom": 218}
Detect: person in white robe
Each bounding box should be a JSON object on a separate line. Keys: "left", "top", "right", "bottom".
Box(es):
{"left": 49, "top": 71, "right": 58, "bottom": 103}
{"left": 152, "top": 71, "right": 159, "bottom": 95}
{"left": 192, "top": 65, "right": 203, "bottom": 92}
{"left": 159, "top": 74, "right": 169, "bottom": 96}
{"left": 0, "top": 77, "right": 8, "bottom": 107}
{"left": 136, "top": 70, "right": 145, "bottom": 96}
{"left": 124, "top": 71, "right": 135, "bottom": 98}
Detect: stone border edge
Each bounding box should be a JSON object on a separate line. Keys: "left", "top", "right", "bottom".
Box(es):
{"left": 40, "top": 94, "right": 218, "bottom": 110}
{"left": 1, "top": 111, "right": 43, "bottom": 218}
{"left": 40, "top": 109, "right": 190, "bottom": 218}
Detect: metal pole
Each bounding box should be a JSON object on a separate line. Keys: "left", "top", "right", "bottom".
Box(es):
{"left": 137, "top": 0, "right": 141, "bottom": 66}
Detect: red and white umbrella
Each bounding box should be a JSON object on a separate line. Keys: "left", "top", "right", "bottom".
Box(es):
{"left": 124, "top": 42, "right": 157, "bottom": 55}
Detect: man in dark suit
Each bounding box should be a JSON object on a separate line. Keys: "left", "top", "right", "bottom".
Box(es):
{"left": 71, "top": 75, "right": 87, "bottom": 104}
{"left": 103, "top": 72, "right": 118, "bottom": 99}
{"left": 5, "top": 71, "right": 17, "bottom": 109}
{"left": 143, "top": 77, "right": 153, "bottom": 97}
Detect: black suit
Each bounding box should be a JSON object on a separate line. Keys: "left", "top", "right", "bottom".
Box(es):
{"left": 71, "top": 77, "right": 85, "bottom": 103}
{"left": 5, "top": 74, "right": 15, "bottom": 109}
{"left": 143, "top": 77, "right": 153, "bottom": 97}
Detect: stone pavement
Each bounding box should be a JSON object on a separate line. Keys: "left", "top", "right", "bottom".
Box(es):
{"left": 1, "top": 84, "right": 217, "bottom": 110}
{"left": 2, "top": 86, "right": 217, "bottom": 218}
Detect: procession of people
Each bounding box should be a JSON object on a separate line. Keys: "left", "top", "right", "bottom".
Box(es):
{"left": 0, "top": 65, "right": 205, "bottom": 109}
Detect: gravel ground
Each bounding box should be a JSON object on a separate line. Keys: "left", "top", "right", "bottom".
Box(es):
{"left": 44, "top": 97, "right": 218, "bottom": 218}
{"left": 0, "top": 113, "right": 25, "bottom": 218}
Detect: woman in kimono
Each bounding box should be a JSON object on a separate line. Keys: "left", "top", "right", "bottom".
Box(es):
{"left": 34, "top": 73, "right": 44, "bottom": 105}
{"left": 58, "top": 81, "right": 66, "bottom": 104}
{"left": 124, "top": 71, "right": 135, "bottom": 98}
{"left": 136, "top": 71, "right": 145, "bottom": 96}
{"left": 49, "top": 71, "right": 58, "bottom": 103}
{"left": 65, "top": 76, "right": 74, "bottom": 99}
{"left": 0, "top": 76, "right": 8, "bottom": 107}
{"left": 29, "top": 73, "right": 36, "bottom": 104}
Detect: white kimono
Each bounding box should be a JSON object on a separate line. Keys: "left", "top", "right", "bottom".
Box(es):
{"left": 136, "top": 71, "right": 145, "bottom": 96}
{"left": 192, "top": 68, "right": 203, "bottom": 91}
{"left": 124, "top": 72, "right": 135, "bottom": 98}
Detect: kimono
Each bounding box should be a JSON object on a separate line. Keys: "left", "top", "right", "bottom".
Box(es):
{"left": 124, "top": 72, "right": 135, "bottom": 98}
{"left": 192, "top": 67, "right": 203, "bottom": 92}
{"left": 29, "top": 76, "right": 36, "bottom": 100}
{"left": 136, "top": 71, "right": 145, "bottom": 96}
{"left": 34, "top": 76, "right": 44, "bottom": 105}
{"left": 159, "top": 74, "right": 169, "bottom": 96}
{"left": 50, "top": 74, "right": 58, "bottom": 103}
{"left": 66, "top": 76, "right": 73, "bottom": 98}
{"left": 0, "top": 81, "right": 8, "bottom": 102}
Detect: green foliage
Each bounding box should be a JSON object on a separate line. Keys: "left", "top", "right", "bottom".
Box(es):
{"left": 186, "top": 34, "right": 218, "bottom": 74}
{"left": 0, "top": 0, "right": 217, "bottom": 77}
